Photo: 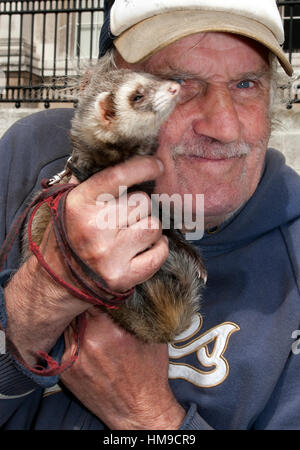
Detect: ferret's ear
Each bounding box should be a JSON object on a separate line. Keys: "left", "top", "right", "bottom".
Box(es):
{"left": 95, "top": 92, "right": 115, "bottom": 127}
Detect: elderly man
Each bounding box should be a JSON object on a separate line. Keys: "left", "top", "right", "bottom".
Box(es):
{"left": 0, "top": 0, "right": 299, "bottom": 430}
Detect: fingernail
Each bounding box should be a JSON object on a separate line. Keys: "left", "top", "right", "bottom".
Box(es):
{"left": 156, "top": 158, "right": 164, "bottom": 173}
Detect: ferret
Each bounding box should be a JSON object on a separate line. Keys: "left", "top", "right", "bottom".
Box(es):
{"left": 24, "top": 63, "right": 207, "bottom": 343}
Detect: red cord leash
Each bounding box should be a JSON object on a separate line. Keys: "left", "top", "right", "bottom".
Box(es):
{"left": 0, "top": 180, "right": 134, "bottom": 376}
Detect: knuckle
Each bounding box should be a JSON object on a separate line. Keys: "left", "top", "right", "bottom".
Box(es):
{"left": 66, "top": 191, "right": 81, "bottom": 218}
{"left": 101, "top": 264, "right": 124, "bottom": 287}
{"left": 134, "top": 225, "right": 160, "bottom": 243}
{"left": 140, "top": 155, "right": 161, "bottom": 174}
{"left": 84, "top": 335, "right": 102, "bottom": 356}
{"left": 128, "top": 191, "right": 151, "bottom": 208}
{"left": 161, "top": 239, "right": 170, "bottom": 260}
{"left": 104, "top": 165, "right": 125, "bottom": 188}
{"left": 101, "top": 266, "right": 124, "bottom": 289}
{"left": 94, "top": 241, "right": 110, "bottom": 259}
{"left": 147, "top": 249, "right": 166, "bottom": 273}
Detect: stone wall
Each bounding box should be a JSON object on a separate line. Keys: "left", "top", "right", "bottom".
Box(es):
{"left": 0, "top": 104, "right": 73, "bottom": 139}
{"left": 269, "top": 103, "right": 300, "bottom": 175}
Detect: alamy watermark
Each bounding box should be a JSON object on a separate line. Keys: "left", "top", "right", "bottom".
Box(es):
{"left": 95, "top": 186, "right": 204, "bottom": 240}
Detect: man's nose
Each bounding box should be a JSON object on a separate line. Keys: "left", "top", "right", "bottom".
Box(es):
{"left": 192, "top": 86, "right": 241, "bottom": 143}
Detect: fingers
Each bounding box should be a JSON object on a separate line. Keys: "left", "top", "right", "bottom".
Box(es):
{"left": 63, "top": 155, "right": 168, "bottom": 293}
{"left": 124, "top": 215, "right": 162, "bottom": 257}
{"left": 97, "top": 227, "right": 169, "bottom": 292}
{"left": 130, "top": 235, "right": 169, "bottom": 285}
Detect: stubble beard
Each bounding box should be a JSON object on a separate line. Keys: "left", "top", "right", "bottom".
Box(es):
{"left": 168, "top": 128, "right": 271, "bottom": 228}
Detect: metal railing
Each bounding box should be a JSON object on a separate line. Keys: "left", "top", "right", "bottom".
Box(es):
{"left": 0, "top": 0, "right": 108, "bottom": 108}
{"left": 277, "top": 1, "right": 300, "bottom": 107}
{"left": 0, "top": 0, "right": 300, "bottom": 108}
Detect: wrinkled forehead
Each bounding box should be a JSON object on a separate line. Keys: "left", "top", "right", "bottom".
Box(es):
{"left": 129, "top": 32, "right": 271, "bottom": 77}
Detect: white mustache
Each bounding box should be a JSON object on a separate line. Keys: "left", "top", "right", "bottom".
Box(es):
{"left": 171, "top": 136, "right": 251, "bottom": 160}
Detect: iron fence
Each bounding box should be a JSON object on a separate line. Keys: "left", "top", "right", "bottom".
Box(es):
{"left": 277, "top": 1, "right": 300, "bottom": 107}
{"left": 0, "top": 1, "right": 300, "bottom": 108}
{"left": 0, "top": 0, "right": 108, "bottom": 107}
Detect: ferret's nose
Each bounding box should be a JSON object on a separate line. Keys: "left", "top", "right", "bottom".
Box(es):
{"left": 168, "top": 82, "right": 180, "bottom": 96}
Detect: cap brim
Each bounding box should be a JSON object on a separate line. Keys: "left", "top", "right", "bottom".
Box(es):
{"left": 114, "top": 10, "right": 293, "bottom": 76}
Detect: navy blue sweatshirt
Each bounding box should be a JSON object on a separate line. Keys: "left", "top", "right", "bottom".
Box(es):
{"left": 0, "top": 109, "right": 299, "bottom": 430}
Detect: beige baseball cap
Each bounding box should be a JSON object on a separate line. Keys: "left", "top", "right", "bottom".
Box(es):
{"left": 107, "top": 0, "right": 293, "bottom": 76}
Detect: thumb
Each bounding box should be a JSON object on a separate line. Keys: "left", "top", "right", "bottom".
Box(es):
{"left": 72, "top": 155, "right": 164, "bottom": 203}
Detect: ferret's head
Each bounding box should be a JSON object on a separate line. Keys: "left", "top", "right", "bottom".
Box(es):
{"left": 77, "top": 69, "right": 180, "bottom": 146}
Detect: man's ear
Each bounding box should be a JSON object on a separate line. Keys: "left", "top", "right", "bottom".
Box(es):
{"left": 95, "top": 92, "right": 115, "bottom": 126}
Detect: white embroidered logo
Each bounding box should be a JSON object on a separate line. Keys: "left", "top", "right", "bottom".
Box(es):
{"left": 168, "top": 314, "right": 240, "bottom": 388}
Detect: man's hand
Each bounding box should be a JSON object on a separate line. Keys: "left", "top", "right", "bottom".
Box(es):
{"left": 4, "top": 155, "right": 168, "bottom": 366}
{"left": 61, "top": 307, "right": 186, "bottom": 430}
{"left": 65, "top": 155, "right": 168, "bottom": 292}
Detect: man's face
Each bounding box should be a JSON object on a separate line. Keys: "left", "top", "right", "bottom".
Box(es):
{"left": 118, "top": 32, "right": 272, "bottom": 228}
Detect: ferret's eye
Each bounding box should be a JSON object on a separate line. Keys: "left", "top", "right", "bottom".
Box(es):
{"left": 132, "top": 94, "right": 144, "bottom": 102}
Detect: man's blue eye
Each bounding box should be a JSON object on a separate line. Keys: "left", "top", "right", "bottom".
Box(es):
{"left": 237, "top": 80, "right": 253, "bottom": 89}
